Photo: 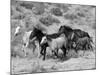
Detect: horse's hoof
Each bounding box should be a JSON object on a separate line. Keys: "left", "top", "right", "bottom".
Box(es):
{"left": 43, "top": 58, "right": 45, "bottom": 61}
{"left": 39, "top": 55, "right": 42, "bottom": 58}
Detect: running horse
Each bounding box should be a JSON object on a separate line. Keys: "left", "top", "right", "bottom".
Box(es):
{"left": 29, "top": 27, "right": 46, "bottom": 57}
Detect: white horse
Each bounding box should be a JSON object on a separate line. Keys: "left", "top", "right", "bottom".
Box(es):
{"left": 40, "top": 34, "right": 67, "bottom": 58}
{"left": 14, "top": 26, "right": 21, "bottom": 36}
{"left": 22, "top": 30, "right": 32, "bottom": 56}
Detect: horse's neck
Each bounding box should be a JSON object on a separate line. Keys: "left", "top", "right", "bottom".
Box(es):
{"left": 37, "top": 36, "right": 43, "bottom": 44}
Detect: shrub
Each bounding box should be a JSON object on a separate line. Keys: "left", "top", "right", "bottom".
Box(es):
{"left": 51, "top": 8, "right": 63, "bottom": 16}
{"left": 55, "top": 4, "right": 70, "bottom": 13}
{"left": 64, "top": 13, "right": 78, "bottom": 20}
{"left": 32, "top": 7, "right": 45, "bottom": 15}
{"left": 13, "top": 14, "right": 25, "bottom": 20}
{"left": 77, "top": 12, "right": 85, "bottom": 17}
{"left": 20, "top": 2, "right": 34, "bottom": 9}
{"left": 39, "top": 15, "right": 60, "bottom": 26}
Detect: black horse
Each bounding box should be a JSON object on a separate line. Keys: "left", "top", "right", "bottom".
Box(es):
{"left": 72, "top": 29, "right": 93, "bottom": 51}
{"left": 58, "top": 26, "right": 74, "bottom": 50}
{"left": 58, "top": 25, "right": 91, "bottom": 41}
{"left": 59, "top": 25, "right": 73, "bottom": 37}
{"left": 73, "top": 29, "right": 91, "bottom": 41}
{"left": 29, "top": 27, "right": 46, "bottom": 43}
{"left": 75, "top": 37, "right": 93, "bottom": 53}
{"left": 29, "top": 27, "right": 47, "bottom": 56}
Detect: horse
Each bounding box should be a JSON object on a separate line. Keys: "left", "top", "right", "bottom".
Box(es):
{"left": 71, "top": 29, "right": 93, "bottom": 51}
{"left": 29, "top": 27, "right": 46, "bottom": 57}
{"left": 58, "top": 26, "right": 93, "bottom": 51}
{"left": 22, "top": 30, "right": 33, "bottom": 56}
{"left": 73, "top": 29, "right": 90, "bottom": 38}
{"left": 40, "top": 32, "right": 62, "bottom": 56}
{"left": 72, "top": 29, "right": 91, "bottom": 43}
{"left": 40, "top": 33, "right": 68, "bottom": 60}
{"left": 29, "top": 27, "right": 46, "bottom": 43}
{"left": 58, "top": 25, "right": 75, "bottom": 51}
{"left": 75, "top": 37, "right": 93, "bottom": 53}
{"left": 14, "top": 26, "right": 21, "bottom": 37}
{"left": 58, "top": 25, "right": 73, "bottom": 37}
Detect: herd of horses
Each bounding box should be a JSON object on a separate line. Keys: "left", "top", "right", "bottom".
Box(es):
{"left": 27, "top": 25, "right": 94, "bottom": 60}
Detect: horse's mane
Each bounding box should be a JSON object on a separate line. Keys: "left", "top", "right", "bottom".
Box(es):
{"left": 29, "top": 27, "right": 45, "bottom": 40}
{"left": 33, "top": 27, "right": 41, "bottom": 33}
{"left": 59, "top": 26, "right": 73, "bottom": 31}
{"left": 73, "top": 29, "right": 90, "bottom": 38}
{"left": 46, "top": 32, "right": 61, "bottom": 38}
{"left": 46, "top": 32, "right": 64, "bottom": 42}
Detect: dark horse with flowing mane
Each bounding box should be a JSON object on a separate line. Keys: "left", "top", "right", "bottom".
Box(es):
{"left": 58, "top": 26, "right": 74, "bottom": 50}
{"left": 29, "top": 27, "right": 45, "bottom": 43}
{"left": 29, "top": 27, "right": 46, "bottom": 57}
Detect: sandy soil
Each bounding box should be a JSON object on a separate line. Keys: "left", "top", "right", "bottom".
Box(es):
{"left": 11, "top": 50, "right": 95, "bottom": 74}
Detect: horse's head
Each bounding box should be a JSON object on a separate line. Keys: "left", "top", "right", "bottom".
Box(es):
{"left": 14, "top": 26, "right": 21, "bottom": 36}
{"left": 59, "top": 26, "right": 73, "bottom": 33}
{"left": 29, "top": 27, "right": 41, "bottom": 39}
{"left": 40, "top": 36, "right": 48, "bottom": 45}
{"left": 59, "top": 26, "right": 65, "bottom": 33}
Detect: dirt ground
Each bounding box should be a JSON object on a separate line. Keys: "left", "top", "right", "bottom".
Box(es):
{"left": 11, "top": 50, "right": 95, "bottom": 74}
{"left": 11, "top": 0, "right": 96, "bottom": 74}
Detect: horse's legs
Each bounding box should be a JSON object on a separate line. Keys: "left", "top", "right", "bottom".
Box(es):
{"left": 68, "top": 41, "right": 72, "bottom": 51}
{"left": 66, "top": 45, "right": 69, "bottom": 54}
{"left": 75, "top": 44, "right": 79, "bottom": 53}
{"left": 36, "top": 42, "right": 40, "bottom": 57}
{"left": 88, "top": 43, "right": 93, "bottom": 51}
{"left": 51, "top": 49, "right": 58, "bottom": 58}
{"left": 22, "top": 43, "right": 27, "bottom": 57}
{"left": 63, "top": 47, "right": 66, "bottom": 57}
{"left": 61, "top": 46, "right": 66, "bottom": 57}
{"left": 40, "top": 46, "right": 44, "bottom": 55}
{"left": 43, "top": 47, "right": 46, "bottom": 60}
{"left": 54, "top": 49, "right": 59, "bottom": 58}
{"left": 56, "top": 49, "right": 58, "bottom": 56}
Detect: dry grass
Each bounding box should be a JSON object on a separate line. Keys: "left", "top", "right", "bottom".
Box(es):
{"left": 11, "top": 50, "right": 95, "bottom": 74}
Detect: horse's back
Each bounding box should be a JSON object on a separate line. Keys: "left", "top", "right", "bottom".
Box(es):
{"left": 51, "top": 35, "right": 66, "bottom": 48}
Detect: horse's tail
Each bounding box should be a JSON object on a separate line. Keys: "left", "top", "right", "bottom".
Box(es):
{"left": 90, "top": 37, "right": 94, "bottom": 45}
{"left": 89, "top": 37, "right": 95, "bottom": 51}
